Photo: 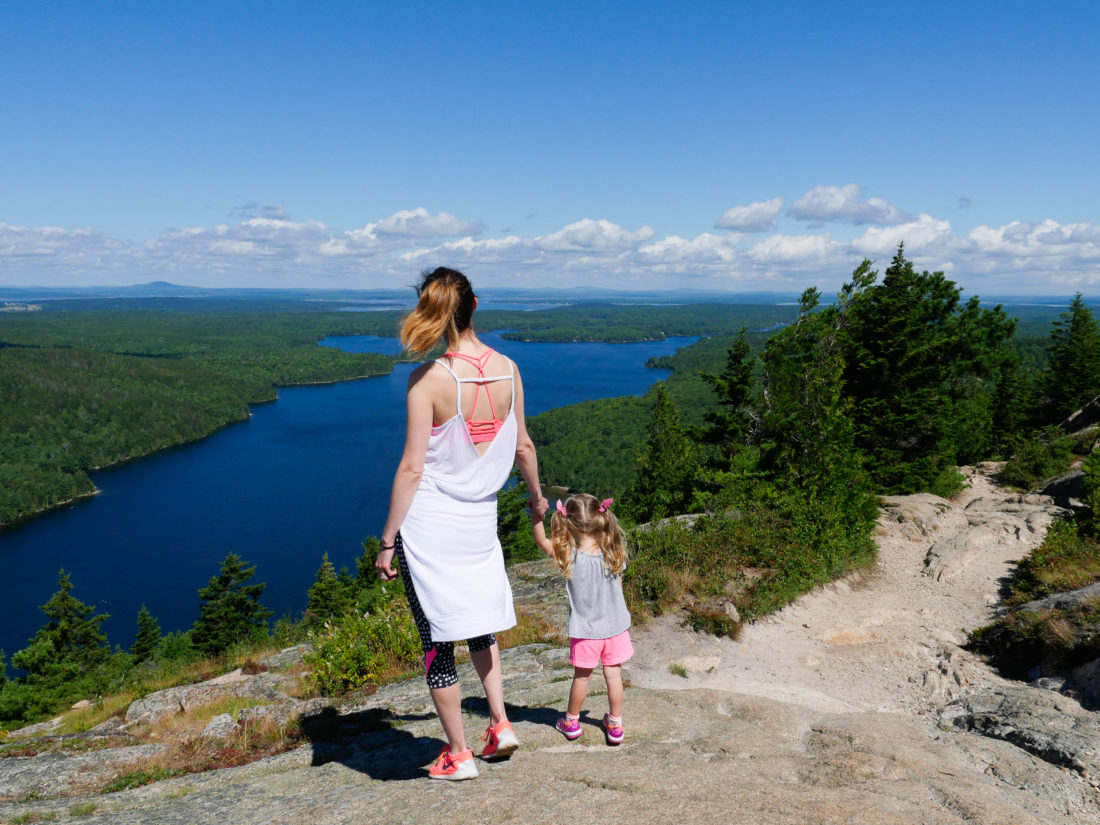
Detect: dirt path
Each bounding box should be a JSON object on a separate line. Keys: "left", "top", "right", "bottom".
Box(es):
{"left": 626, "top": 464, "right": 1067, "bottom": 719}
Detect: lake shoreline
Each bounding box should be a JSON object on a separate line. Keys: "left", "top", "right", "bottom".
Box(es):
{"left": 0, "top": 365, "right": 399, "bottom": 532}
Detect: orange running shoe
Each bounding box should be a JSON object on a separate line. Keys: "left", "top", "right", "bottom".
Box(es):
{"left": 428, "top": 746, "right": 478, "bottom": 780}
{"left": 480, "top": 719, "right": 520, "bottom": 760}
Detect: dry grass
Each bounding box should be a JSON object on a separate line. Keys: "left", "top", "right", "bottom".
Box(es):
{"left": 100, "top": 717, "right": 304, "bottom": 794}
{"left": 56, "top": 693, "right": 134, "bottom": 736}
{"left": 126, "top": 696, "right": 270, "bottom": 744}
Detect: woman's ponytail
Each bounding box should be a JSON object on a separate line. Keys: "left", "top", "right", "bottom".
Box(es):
{"left": 400, "top": 267, "right": 475, "bottom": 355}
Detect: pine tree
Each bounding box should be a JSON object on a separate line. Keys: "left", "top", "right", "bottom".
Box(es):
{"left": 839, "top": 248, "right": 1015, "bottom": 493}
{"left": 627, "top": 384, "right": 699, "bottom": 521}
{"left": 6, "top": 570, "right": 111, "bottom": 719}
{"left": 699, "top": 327, "right": 755, "bottom": 466}
{"left": 305, "top": 553, "right": 350, "bottom": 626}
{"left": 11, "top": 570, "right": 110, "bottom": 681}
{"left": 191, "top": 554, "right": 273, "bottom": 656}
{"left": 132, "top": 605, "right": 162, "bottom": 664}
{"left": 1044, "top": 293, "right": 1100, "bottom": 420}
{"left": 760, "top": 286, "right": 863, "bottom": 492}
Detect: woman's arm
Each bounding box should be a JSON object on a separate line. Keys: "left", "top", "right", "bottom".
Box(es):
{"left": 375, "top": 367, "right": 435, "bottom": 580}
{"left": 512, "top": 364, "right": 548, "bottom": 520}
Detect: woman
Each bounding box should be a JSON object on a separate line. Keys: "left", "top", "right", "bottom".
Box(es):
{"left": 375, "top": 266, "right": 548, "bottom": 781}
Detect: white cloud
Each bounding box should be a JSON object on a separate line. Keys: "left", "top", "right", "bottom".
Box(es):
{"left": 2, "top": 205, "right": 1099, "bottom": 294}
{"left": 851, "top": 215, "right": 953, "bottom": 255}
{"left": 789, "top": 184, "right": 914, "bottom": 225}
{"left": 715, "top": 197, "right": 784, "bottom": 232}
{"left": 370, "top": 207, "right": 483, "bottom": 237}
{"left": 0, "top": 223, "right": 129, "bottom": 273}
{"left": 748, "top": 233, "right": 839, "bottom": 264}
{"left": 636, "top": 233, "right": 739, "bottom": 264}
{"left": 533, "top": 219, "right": 655, "bottom": 251}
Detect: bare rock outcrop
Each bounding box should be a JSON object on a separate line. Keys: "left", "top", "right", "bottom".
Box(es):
{"left": 124, "top": 670, "right": 293, "bottom": 726}
{"left": 941, "top": 686, "right": 1100, "bottom": 782}
{"left": 0, "top": 743, "right": 168, "bottom": 801}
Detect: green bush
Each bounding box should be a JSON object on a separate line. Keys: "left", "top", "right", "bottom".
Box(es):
{"left": 305, "top": 595, "right": 420, "bottom": 696}
{"left": 1000, "top": 428, "right": 1074, "bottom": 490}
{"left": 968, "top": 597, "right": 1100, "bottom": 679}
{"left": 1001, "top": 518, "right": 1100, "bottom": 606}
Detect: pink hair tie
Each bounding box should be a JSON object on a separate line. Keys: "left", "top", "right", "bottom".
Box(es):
{"left": 555, "top": 500, "right": 568, "bottom": 516}
{"left": 598, "top": 498, "right": 613, "bottom": 513}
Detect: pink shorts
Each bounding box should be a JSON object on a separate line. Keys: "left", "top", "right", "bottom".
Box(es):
{"left": 569, "top": 630, "right": 634, "bottom": 668}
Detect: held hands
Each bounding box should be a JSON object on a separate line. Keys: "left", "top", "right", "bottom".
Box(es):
{"left": 527, "top": 493, "right": 549, "bottom": 522}
{"left": 375, "top": 542, "right": 398, "bottom": 581}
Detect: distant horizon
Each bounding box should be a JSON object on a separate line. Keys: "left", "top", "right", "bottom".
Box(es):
{"left": 1, "top": 280, "right": 1095, "bottom": 305}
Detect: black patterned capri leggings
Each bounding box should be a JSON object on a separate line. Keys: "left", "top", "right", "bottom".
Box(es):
{"left": 395, "top": 535, "right": 496, "bottom": 689}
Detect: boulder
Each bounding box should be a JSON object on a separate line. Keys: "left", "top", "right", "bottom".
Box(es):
{"left": 201, "top": 713, "right": 239, "bottom": 739}
{"left": 1060, "top": 393, "right": 1100, "bottom": 433}
{"left": 1040, "top": 468, "right": 1086, "bottom": 508}
{"left": 940, "top": 685, "right": 1100, "bottom": 776}
{"left": 124, "top": 671, "right": 293, "bottom": 725}
{"left": 237, "top": 697, "right": 334, "bottom": 729}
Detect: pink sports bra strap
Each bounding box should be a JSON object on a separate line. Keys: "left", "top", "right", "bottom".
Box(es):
{"left": 445, "top": 349, "right": 499, "bottom": 423}
{"left": 442, "top": 349, "right": 512, "bottom": 444}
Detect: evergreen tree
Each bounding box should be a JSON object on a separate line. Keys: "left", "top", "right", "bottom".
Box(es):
{"left": 1044, "top": 293, "right": 1100, "bottom": 420}
{"left": 839, "top": 248, "right": 1015, "bottom": 493}
{"left": 11, "top": 570, "right": 110, "bottom": 680}
{"left": 305, "top": 553, "right": 351, "bottom": 626}
{"left": 759, "top": 286, "right": 865, "bottom": 497}
{"left": 497, "top": 480, "right": 543, "bottom": 564}
{"left": 627, "top": 384, "right": 699, "bottom": 521}
{"left": 191, "top": 554, "right": 272, "bottom": 656}
{"left": 699, "top": 327, "right": 755, "bottom": 466}
{"left": 131, "top": 605, "right": 161, "bottom": 664}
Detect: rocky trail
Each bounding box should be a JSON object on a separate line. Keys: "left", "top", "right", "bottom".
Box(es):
{"left": 4, "top": 464, "right": 1100, "bottom": 824}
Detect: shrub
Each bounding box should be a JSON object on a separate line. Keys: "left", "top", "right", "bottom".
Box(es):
{"left": 999, "top": 428, "right": 1075, "bottom": 491}
{"left": 305, "top": 595, "right": 420, "bottom": 696}
{"left": 1002, "top": 519, "right": 1100, "bottom": 606}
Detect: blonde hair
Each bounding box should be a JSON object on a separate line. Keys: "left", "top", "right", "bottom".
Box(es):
{"left": 399, "top": 267, "right": 476, "bottom": 355}
{"left": 549, "top": 493, "right": 626, "bottom": 579}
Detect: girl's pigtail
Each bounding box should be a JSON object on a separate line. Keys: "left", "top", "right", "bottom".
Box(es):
{"left": 549, "top": 511, "right": 575, "bottom": 579}
{"left": 600, "top": 508, "right": 627, "bottom": 576}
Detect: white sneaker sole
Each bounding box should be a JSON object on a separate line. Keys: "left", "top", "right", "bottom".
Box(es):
{"left": 429, "top": 761, "right": 479, "bottom": 780}
{"left": 485, "top": 729, "right": 520, "bottom": 760}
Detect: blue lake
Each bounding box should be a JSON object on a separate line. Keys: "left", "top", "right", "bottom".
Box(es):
{"left": 0, "top": 333, "right": 695, "bottom": 656}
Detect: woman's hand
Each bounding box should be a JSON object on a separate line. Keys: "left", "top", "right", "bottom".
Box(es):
{"left": 375, "top": 545, "right": 398, "bottom": 581}
{"left": 528, "top": 493, "right": 549, "bottom": 521}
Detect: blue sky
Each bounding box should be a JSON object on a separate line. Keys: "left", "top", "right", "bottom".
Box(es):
{"left": 2, "top": 1, "right": 1098, "bottom": 294}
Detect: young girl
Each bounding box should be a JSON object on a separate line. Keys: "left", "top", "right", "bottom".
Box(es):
{"left": 532, "top": 493, "right": 632, "bottom": 745}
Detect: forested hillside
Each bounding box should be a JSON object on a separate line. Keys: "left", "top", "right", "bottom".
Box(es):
{"left": 0, "top": 307, "right": 400, "bottom": 525}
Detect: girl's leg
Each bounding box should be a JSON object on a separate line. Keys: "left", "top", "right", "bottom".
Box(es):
{"left": 567, "top": 667, "right": 594, "bottom": 717}
{"left": 469, "top": 638, "right": 506, "bottom": 726}
{"left": 603, "top": 664, "right": 624, "bottom": 719}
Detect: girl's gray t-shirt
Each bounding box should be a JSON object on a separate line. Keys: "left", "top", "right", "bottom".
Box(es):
{"left": 566, "top": 552, "right": 632, "bottom": 640}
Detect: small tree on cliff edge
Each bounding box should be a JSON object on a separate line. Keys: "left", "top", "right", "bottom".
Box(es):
{"left": 627, "top": 384, "right": 699, "bottom": 521}
{"left": 1044, "top": 292, "right": 1100, "bottom": 420}
{"left": 191, "top": 553, "right": 273, "bottom": 657}
{"left": 132, "top": 605, "right": 162, "bottom": 664}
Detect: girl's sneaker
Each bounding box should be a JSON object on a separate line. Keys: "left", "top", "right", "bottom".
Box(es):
{"left": 602, "top": 714, "right": 624, "bottom": 745}
{"left": 428, "top": 746, "right": 478, "bottom": 780}
{"left": 481, "top": 719, "right": 519, "bottom": 760}
{"left": 555, "top": 715, "right": 583, "bottom": 740}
